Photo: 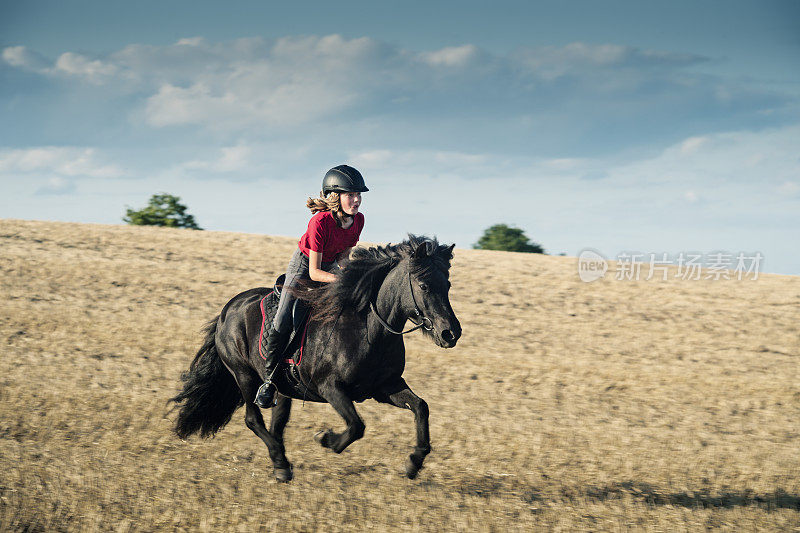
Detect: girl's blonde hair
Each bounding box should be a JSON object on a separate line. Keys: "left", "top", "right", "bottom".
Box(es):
{"left": 306, "top": 192, "right": 349, "bottom": 227}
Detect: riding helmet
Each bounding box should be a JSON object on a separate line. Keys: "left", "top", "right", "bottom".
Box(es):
{"left": 322, "top": 165, "right": 369, "bottom": 196}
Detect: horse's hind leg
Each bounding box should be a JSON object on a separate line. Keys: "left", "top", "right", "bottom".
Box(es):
{"left": 315, "top": 384, "right": 365, "bottom": 454}
{"left": 243, "top": 403, "right": 293, "bottom": 481}
{"left": 377, "top": 379, "right": 431, "bottom": 479}
{"left": 232, "top": 369, "right": 293, "bottom": 481}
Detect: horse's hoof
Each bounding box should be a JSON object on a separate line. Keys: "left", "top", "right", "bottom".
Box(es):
{"left": 274, "top": 466, "right": 293, "bottom": 482}
{"left": 314, "top": 430, "right": 328, "bottom": 447}
{"left": 405, "top": 456, "right": 422, "bottom": 479}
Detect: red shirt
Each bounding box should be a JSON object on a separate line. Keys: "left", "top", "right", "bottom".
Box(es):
{"left": 298, "top": 211, "right": 364, "bottom": 263}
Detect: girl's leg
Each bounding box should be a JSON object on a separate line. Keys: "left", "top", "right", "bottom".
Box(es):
{"left": 255, "top": 249, "right": 308, "bottom": 407}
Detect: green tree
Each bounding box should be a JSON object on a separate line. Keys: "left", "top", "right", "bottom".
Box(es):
{"left": 474, "top": 223, "right": 545, "bottom": 253}
{"left": 123, "top": 193, "right": 202, "bottom": 230}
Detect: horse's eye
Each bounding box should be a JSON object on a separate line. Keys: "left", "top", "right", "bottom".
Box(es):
{"left": 419, "top": 282, "right": 429, "bottom": 292}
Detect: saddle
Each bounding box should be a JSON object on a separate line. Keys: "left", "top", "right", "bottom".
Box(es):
{"left": 271, "top": 274, "right": 311, "bottom": 332}
{"left": 259, "top": 274, "right": 311, "bottom": 365}
{"left": 259, "top": 275, "right": 325, "bottom": 402}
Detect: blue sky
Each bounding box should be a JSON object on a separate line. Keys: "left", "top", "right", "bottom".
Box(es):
{"left": 1, "top": 0, "right": 799, "bottom": 274}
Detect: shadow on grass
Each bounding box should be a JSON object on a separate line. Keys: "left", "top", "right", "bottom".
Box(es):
{"left": 457, "top": 476, "right": 799, "bottom": 511}
{"left": 580, "top": 481, "right": 799, "bottom": 511}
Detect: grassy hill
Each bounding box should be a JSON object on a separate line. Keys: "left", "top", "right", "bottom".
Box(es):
{"left": 1, "top": 219, "right": 798, "bottom": 531}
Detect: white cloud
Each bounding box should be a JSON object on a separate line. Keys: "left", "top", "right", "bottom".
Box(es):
{"left": 215, "top": 146, "right": 252, "bottom": 172}
{"left": 181, "top": 145, "right": 252, "bottom": 173}
{"left": 778, "top": 181, "right": 800, "bottom": 195}
{"left": 513, "top": 42, "right": 706, "bottom": 81}
{"left": 4, "top": 36, "right": 758, "bottom": 142}
{"left": 679, "top": 136, "right": 708, "bottom": 155}
{"left": 350, "top": 125, "right": 800, "bottom": 205}
{"left": 544, "top": 158, "right": 586, "bottom": 171}
{"left": 144, "top": 83, "right": 222, "bottom": 127}
{"left": 4, "top": 38, "right": 710, "bottom": 88}
{"left": 350, "top": 148, "right": 606, "bottom": 184}
{"left": 351, "top": 148, "right": 497, "bottom": 180}
{"left": 144, "top": 72, "right": 357, "bottom": 129}
{"left": 35, "top": 176, "right": 77, "bottom": 196}
{"left": 2, "top": 46, "right": 32, "bottom": 67}
{"left": 0, "top": 147, "right": 125, "bottom": 179}
{"left": 54, "top": 52, "right": 117, "bottom": 82}
{"left": 2, "top": 46, "right": 118, "bottom": 82}
{"left": 420, "top": 45, "right": 479, "bottom": 67}
{"left": 164, "top": 141, "right": 321, "bottom": 183}
{"left": 2, "top": 45, "right": 49, "bottom": 72}
{"left": 137, "top": 35, "right": 387, "bottom": 129}
{"left": 643, "top": 127, "right": 800, "bottom": 185}
{"left": 175, "top": 37, "right": 205, "bottom": 47}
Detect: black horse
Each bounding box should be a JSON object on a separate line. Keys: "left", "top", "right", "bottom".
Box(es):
{"left": 170, "top": 235, "right": 461, "bottom": 481}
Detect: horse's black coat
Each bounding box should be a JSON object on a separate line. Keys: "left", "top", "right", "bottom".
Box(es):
{"left": 170, "top": 235, "right": 461, "bottom": 480}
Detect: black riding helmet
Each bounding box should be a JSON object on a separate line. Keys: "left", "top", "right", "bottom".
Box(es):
{"left": 322, "top": 165, "right": 369, "bottom": 196}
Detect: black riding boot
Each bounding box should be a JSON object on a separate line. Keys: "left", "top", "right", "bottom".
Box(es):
{"left": 254, "top": 327, "right": 290, "bottom": 408}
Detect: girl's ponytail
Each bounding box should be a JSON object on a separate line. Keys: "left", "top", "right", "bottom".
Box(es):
{"left": 306, "top": 192, "right": 349, "bottom": 227}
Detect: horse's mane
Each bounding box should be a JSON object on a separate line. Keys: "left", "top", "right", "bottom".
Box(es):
{"left": 300, "top": 234, "right": 453, "bottom": 323}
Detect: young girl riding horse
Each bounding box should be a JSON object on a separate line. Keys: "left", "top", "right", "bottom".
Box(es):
{"left": 254, "top": 164, "right": 368, "bottom": 407}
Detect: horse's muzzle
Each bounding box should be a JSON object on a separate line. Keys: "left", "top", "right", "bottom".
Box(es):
{"left": 437, "top": 324, "right": 461, "bottom": 348}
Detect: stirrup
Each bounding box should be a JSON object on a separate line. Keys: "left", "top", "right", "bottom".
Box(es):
{"left": 254, "top": 381, "right": 277, "bottom": 408}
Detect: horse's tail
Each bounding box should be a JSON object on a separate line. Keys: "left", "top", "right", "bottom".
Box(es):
{"left": 170, "top": 317, "right": 244, "bottom": 439}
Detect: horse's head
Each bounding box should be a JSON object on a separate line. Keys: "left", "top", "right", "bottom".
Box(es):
{"left": 304, "top": 235, "right": 462, "bottom": 348}
{"left": 401, "top": 236, "right": 462, "bottom": 348}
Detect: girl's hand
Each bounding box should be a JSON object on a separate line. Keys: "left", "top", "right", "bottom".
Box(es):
{"left": 334, "top": 246, "right": 354, "bottom": 274}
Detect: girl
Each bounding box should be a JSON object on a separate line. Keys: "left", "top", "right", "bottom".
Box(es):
{"left": 254, "top": 165, "right": 368, "bottom": 408}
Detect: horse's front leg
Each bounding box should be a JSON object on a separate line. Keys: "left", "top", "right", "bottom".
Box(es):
{"left": 270, "top": 394, "right": 292, "bottom": 445}
{"left": 378, "top": 379, "right": 431, "bottom": 479}
{"left": 315, "top": 382, "right": 365, "bottom": 454}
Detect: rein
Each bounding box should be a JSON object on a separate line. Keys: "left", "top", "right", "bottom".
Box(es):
{"left": 369, "top": 268, "right": 433, "bottom": 336}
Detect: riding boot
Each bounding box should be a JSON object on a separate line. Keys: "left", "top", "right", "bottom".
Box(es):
{"left": 254, "top": 327, "right": 290, "bottom": 408}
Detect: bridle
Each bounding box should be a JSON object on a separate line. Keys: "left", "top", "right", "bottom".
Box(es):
{"left": 369, "top": 267, "right": 434, "bottom": 335}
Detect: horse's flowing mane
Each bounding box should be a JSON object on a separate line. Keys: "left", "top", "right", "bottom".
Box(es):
{"left": 300, "top": 234, "right": 453, "bottom": 323}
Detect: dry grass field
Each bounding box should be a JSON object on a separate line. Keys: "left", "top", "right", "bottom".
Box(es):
{"left": 1, "top": 218, "right": 798, "bottom": 532}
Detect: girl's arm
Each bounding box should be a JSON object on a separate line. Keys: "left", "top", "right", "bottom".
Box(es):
{"left": 308, "top": 250, "right": 338, "bottom": 283}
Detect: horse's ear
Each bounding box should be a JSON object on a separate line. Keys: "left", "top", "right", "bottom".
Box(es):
{"left": 414, "top": 241, "right": 430, "bottom": 258}
{"left": 447, "top": 243, "right": 455, "bottom": 255}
